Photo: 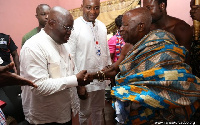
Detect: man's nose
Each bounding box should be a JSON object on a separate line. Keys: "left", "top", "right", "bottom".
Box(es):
{"left": 46, "top": 14, "right": 49, "bottom": 19}
{"left": 90, "top": 8, "right": 95, "bottom": 14}
{"left": 119, "top": 26, "right": 124, "bottom": 32}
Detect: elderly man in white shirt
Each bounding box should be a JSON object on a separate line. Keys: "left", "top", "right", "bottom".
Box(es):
{"left": 66, "top": 0, "right": 112, "bottom": 124}
{"left": 20, "top": 6, "right": 88, "bottom": 125}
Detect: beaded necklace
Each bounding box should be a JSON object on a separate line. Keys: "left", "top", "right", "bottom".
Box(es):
{"left": 81, "top": 17, "right": 101, "bottom": 57}
{"left": 89, "top": 22, "right": 101, "bottom": 56}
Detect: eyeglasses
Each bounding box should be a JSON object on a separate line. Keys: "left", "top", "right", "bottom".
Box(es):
{"left": 57, "top": 22, "right": 74, "bottom": 32}
{"left": 51, "top": 19, "right": 74, "bottom": 32}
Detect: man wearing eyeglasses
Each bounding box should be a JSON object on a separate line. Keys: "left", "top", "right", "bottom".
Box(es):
{"left": 21, "top": 4, "right": 50, "bottom": 46}
{"left": 20, "top": 6, "right": 89, "bottom": 125}
{"left": 66, "top": 0, "right": 111, "bottom": 124}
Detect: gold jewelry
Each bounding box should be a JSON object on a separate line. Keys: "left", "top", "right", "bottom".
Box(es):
{"left": 99, "top": 70, "right": 105, "bottom": 82}
{"left": 97, "top": 71, "right": 100, "bottom": 81}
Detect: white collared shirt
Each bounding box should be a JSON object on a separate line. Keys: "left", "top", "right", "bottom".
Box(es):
{"left": 66, "top": 16, "right": 112, "bottom": 92}
{"left": 20, "top": 29, "right": 79, "bottom": 124}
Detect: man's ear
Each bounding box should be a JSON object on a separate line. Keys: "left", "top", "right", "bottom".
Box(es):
{"left": 81, "top": 4, "right": 83, "bottom": 11}
{"left": 48, "top": 19, "right": 55, "bottom": 29}
{"left": 35, "top": 15, "right": 38, "bottom": 19}
{"left": 138, "top": 22, "right": 145, "bottom": 32}
{"left": 160, "top": 2, "right": 166, "bottom": 10}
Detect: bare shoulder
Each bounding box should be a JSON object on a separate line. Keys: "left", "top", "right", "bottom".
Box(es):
{"left": 168, "top": 16, "right": 191, "bottom": 30}
{"left": 168, "top": 16, "right": 193, "bottom": 51}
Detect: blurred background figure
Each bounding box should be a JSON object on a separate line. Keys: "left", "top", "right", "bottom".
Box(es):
{"left": 107, "top": 15, "right": 125, "bottom": 63}
{"left": 21, "top": 4, "right": 50, "bottom": 46}
{"left": 0, "top": 33, "right": 23, "bottom": 124}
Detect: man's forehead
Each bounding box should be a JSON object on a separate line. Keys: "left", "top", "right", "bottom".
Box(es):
{"left": 83, "top": 0, "right": 100, "bottom": 5}
{"left": 38, "top": 6, "right": 50, "bottom": 12}
{"left": 143, "top": 0, "right": 157, "bottom": 4}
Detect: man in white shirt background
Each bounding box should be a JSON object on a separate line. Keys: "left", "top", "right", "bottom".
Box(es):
{"left": 20, "top": 6, "right": 89, "bottom": 125}
{"left": 66, "top": 0, "right": 112, "bottom": 124}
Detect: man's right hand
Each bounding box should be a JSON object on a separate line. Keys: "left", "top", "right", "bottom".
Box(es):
{"left": 76, "top": 70, "right": 90, "bottom": 86}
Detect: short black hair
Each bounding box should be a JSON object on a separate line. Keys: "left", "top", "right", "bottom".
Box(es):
{"left": 115, "top": 15, "right": 123, "bottom": 28}
{"left": 157, "top": 0, "right": 167, "bottom": 7}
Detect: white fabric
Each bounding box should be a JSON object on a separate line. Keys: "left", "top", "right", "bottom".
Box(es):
{"left": 79, "top": 90, "right": 105, "bottom": 125}
{"left": 66, "top": 16, "right": 112, "bottom": 92}
{"left": 66, "top": 16, "right": 111, "bottom": 125}
{"left": 20, "top": 29, "right": 79, "bottom": 124}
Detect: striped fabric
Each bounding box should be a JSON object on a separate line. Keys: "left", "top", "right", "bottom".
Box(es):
{"left": 115, "top": 30, "right": 124, "bottom": 60}
{"left": 0, "top": 108, "right": 6, "bottom": 125}
{"left": 111, "top": 29, "right": 200, "bottom": 124}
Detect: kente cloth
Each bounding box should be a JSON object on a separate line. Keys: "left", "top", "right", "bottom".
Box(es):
{"left": 111, "top": 29, "right": 200, "bottom": 125}
{"left": 115, "top": 30, "right": 125, "bottom": 60}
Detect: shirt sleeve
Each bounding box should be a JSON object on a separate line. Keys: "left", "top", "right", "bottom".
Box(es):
{"left": 8, "top": 36, "right": 18, "bottom": 53}
{"left": 107, "top": 35, "right": 117, "bottom": 53}
{"left": 20, "top": 46, "right": 78, "bottom": 96}
{"left": 66, "top": 30, "right": 77, "bottom": 60}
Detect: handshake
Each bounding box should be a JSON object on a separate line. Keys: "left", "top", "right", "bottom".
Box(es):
{"left": 76, "top": 70, "right": 95, "bottom": 100}
{"left": 76, "top": 70, "right": 95, "bottom": 86}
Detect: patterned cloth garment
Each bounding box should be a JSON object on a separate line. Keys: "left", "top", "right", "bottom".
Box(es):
{"left": 111, "top": 29, "right": 200, "bottom": 125}
{"left": 0, "top": 108, "right": 6, "bottom": 125}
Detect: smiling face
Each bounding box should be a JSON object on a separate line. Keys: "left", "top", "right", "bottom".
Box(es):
{"left": 120, "top": 8, "right": 152, "bottom": 45}
{"left": 82, "top": 0, "right": 100, "bottom": 23}
{"left": 143, "top": 0, "right": 163, "bottom": 23}
{"left": 120, "top": 13, "right": 140, "bottom": 45}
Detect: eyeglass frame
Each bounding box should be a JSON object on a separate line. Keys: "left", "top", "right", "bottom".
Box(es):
{"left": 50, "top": 19, "right": 74, "bottom": 32}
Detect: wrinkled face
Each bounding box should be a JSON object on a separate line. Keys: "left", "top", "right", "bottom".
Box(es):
{"left": 82, "top": 0, "right": 100, "bottom": 23}
{"left": 36, "top": 5, "right": 50, "bottom": 27}
{"left": 53, "top": 16, "right": 74, "bottom": 44}
{"left": 120, "top": 13, "right": 140, "bottom": 45}
{"left": 143, "top": 0, "right": 162, "bottom": 23}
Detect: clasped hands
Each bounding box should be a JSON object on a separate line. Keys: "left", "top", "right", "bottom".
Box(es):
{"left": 76, "top": 65, "right": 113, "bottom": 86}
{"left": 76, "top": 70, "right": 96, "bottom": 86}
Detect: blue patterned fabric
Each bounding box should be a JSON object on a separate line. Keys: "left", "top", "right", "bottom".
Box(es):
{"left": 111, "top": 30, "right": 200, "bottom": 124}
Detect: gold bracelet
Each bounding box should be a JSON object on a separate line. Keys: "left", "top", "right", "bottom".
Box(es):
{"left": 97, "top": 71, "right": 100, "bottom": 81}
{"left": 99, "top": 70, "right": 105, "bottom": 82}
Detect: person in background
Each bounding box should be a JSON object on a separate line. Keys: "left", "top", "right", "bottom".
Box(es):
{"left": 86, "top": 7, "right": 200, "bottom": 125}
{"left": 21, "top": 4, "right": 50, "bottom": 46}
{"left": 0, "top": 33, "right": 24, "bottom": 124}
{"left": 143, "top": 0, "right": 193, "bottom": 64}
{"left": 190, "top": 0, "right": 200, "bottom": 21}
{"left": 0, "top": 62, "right": 37, "bottom": 125}
{"left": 0, "top": 33, "right": 20, "bottom": 75}
{"left": 189, "top": 2, "right": 200, "bottom": 124}
{"left": 66, "top": 0, "right": 112, "bottom": 124}
{"left": 107, "top": 15, "right": 125, "bottom": 63}
{"left": 190, "top": 0, "right": 200, "bottom": 78}
{"left": 20, "top": 6, "right": 89, "bottom": 125}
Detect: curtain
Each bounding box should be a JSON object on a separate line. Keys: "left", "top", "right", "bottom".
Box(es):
{"left": 69, "top": 0, "right": 141, "bottom": 33}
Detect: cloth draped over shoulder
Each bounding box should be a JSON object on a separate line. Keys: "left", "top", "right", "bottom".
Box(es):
{"left": 111, "top": 29, "right": 200, "bottom": 124}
